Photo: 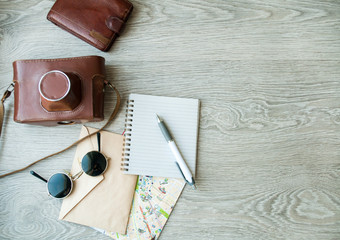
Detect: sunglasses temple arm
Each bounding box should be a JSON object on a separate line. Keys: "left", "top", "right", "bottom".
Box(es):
{"left": 30, "top": 170, "right": 48, "bottom": 183}
{"left": 97, "top": 132, "right": 101, "bottom": 152}
{"left": 72, "top": 170, "right": 83, "bottom": 181}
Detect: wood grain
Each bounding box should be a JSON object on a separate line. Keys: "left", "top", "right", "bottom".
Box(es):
{"left": 0, "top": 0, "right": 339, "bottom": 239}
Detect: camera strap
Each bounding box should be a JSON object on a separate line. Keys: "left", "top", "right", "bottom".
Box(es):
{"left": 0, "top": 80, "right": 121, "bottom": 178}
{"left": 0, "top": 83, "right": 14, "bottom": 138}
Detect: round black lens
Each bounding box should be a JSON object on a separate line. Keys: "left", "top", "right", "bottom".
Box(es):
{"left": 81, "top": 151, "right": 107, "bottom": 176}
{"left": 47, "top": 173, "right": 72, "bottom": 199}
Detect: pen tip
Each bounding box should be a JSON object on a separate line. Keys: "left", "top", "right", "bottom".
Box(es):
{"left": 155, "top": 114, "right": 161, "bottom": 122}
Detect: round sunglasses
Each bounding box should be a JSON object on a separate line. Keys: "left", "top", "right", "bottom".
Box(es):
{"left": 30, "top": 132, "right": 108, "bottom": 199}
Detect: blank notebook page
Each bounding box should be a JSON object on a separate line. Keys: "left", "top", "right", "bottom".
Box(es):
{"left": 122, "top": 94, "right": 200, "bottom": 178}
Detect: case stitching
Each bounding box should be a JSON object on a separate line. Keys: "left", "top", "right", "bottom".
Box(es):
{"left": 49, "top": 10, "right": 110, "bottom": 49}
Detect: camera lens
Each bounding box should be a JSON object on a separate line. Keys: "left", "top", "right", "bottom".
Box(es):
{"left": 38, "top": 70, "right": 82, "bottom": 112}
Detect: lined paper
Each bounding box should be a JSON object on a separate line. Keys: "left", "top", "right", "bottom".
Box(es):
{"left": 122, "top": 94, "right": 200, "bottom": 178}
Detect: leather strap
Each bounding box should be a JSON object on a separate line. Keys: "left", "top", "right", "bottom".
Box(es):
{"left": 0, "top": 83, "right": 14, "bottom": 137}
{"left": 0, "top": 81, "right": 121, "bottom": 178}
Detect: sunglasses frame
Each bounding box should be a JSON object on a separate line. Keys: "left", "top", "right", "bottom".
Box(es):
{"left": 46, "top": 172, "right": 74, "bottom": 199}
{"left": 31, "top": 131, "right": 109, "bottom": 199}
{"left": 80, "top": 150, "right": 109, "bottom": 177}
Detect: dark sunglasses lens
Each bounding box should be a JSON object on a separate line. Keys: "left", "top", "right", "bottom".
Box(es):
{"left": 81, "top": 151, "right": 107, "bottom": 176}
{"left": 47, "top": 173, "right": 72, "bottom": 199}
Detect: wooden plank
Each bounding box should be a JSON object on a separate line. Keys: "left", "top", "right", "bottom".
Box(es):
{"left": 0, "top": 0, "right": 339, "bottom": 239}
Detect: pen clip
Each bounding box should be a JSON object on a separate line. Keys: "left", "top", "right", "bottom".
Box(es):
{"left": 175, "top": 162, "right": 186, "bottom": 182}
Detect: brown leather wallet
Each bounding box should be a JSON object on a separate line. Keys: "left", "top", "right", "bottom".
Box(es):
{"left": 47, "top": 0, "right": 133, "bottom": 52}
{"left": 12, "top": 56, "right": 106, "bottom": 126}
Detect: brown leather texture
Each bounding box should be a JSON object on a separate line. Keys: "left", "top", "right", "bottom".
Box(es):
{"left": 47, "top": 0, "right": 133, "bottom": 52}
{"left": 39, "top": 71, "right": 82, "bottom": 112}
{"left": 13, "top": 56, "right": 106, "bottom": 126}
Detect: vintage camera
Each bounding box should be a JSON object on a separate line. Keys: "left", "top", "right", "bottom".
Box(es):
{"left": 12, "top": 56, "right": 106, "bottom": 126}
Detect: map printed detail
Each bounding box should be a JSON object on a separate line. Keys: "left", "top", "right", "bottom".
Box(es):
{"left": 95, "top": 176, "right": 185, "bottom": 240}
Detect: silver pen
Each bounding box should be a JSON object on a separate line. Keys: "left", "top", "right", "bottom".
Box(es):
{"left": 156, "top": 114, "right": 197, "bottom": 190}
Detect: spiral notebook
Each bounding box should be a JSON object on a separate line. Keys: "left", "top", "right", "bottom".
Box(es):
{"left": 121, "top": 94, "right": 200, "bottom": 178}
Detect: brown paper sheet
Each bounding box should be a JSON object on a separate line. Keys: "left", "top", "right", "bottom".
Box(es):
{"left": 59, "top": 126, "right": 137, "bottom": 234}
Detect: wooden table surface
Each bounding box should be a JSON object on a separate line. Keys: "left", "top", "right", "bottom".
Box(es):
{"left": 0, "top": 0, "right": 339, "bottom": 239}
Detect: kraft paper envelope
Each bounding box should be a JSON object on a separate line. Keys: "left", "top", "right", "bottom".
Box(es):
{"left": 59, "top": 126, "right": 137, "bottom": 234}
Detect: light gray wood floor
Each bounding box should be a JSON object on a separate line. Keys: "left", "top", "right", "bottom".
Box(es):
{"left": 0, "top": 0, "right": 339, "bottom": 239}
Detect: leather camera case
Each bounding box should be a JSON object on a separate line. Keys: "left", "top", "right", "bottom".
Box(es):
{"left": 12, "top": 56, "right": 106, "bottom": 126}
{"left": 47, "top": 0, "right": 133, "bottom": 52}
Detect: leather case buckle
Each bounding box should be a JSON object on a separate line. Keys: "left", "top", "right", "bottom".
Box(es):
{"left": 106, "top": 16, "right": 125, "bottom": 35}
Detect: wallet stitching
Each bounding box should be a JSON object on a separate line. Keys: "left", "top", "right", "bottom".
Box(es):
{"left": 50, "top": 10, "right": 107, "bottom": 49}
{"left": 50, "top": 10, "right": 113, "bottom": 50}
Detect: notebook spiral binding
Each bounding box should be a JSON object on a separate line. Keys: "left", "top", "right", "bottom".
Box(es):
{"left": 121, "top": 99, "right": 134, "bottom": 171}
